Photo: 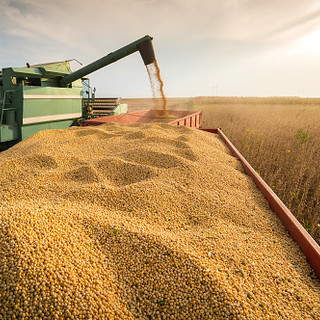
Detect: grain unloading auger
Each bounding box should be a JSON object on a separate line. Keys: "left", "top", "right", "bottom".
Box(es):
{"left": 0, "top": 35, "right": 156, "bottom": 150}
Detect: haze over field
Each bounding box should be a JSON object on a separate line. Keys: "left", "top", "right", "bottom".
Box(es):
{"left": 1, "top": 0, "right": 320, "bottom": 97}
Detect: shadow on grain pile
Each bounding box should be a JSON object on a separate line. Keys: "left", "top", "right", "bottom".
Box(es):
{"left": 0, "top": 122, "right": 319, "bottom": 319}
{"left": 84, "top": 219, "right": 241, "bottom": 318}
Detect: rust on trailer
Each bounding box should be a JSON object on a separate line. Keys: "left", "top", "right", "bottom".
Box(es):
{"left": 201, "top": 128, "right": 320, "bottom": 280}
{"left": 82, "top": 110, "right": 202, "bottom": 128}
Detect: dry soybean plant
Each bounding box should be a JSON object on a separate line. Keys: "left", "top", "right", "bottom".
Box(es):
{"left": 196, "top": 97, "right": 320, "bottom": 244}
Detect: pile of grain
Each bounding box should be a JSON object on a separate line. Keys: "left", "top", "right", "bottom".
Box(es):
{"left": 0, "top": 122, "right": 319, "bottom": 319}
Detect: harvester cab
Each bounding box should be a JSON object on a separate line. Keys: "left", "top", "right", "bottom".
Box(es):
{"left": 0, "top": 35, "right": 156, "bottom": 150}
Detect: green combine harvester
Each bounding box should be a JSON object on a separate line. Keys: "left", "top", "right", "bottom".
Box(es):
{"left": 0, "top": 35, "right": 155, "bottom": 150}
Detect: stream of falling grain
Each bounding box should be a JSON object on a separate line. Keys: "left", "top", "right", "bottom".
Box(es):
{"left": 146, "top": 60, "right": 167, "bottom": 114}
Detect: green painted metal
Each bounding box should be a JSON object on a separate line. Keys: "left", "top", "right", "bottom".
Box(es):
{"left": 0, "top": 66, "right": 82, "bottom": 147}
{"left": 22, "top": 85, "right": 82, "bottom": 118}
{"left": 0, "top": 35, "right": 156, "bottom": 150}
{"left": 0, "top": 125, "right": 19, "bottom": 142}
{"left": 112, "top": 104, "right": 128, "bottom": 116}
{"left": 31, "top": 60, "right": 72, "bottom": 72}
{"left": 5, "top": 110, "right": 15, "bottom": 124}
{"left": 21, "top": 120, "right": 75, "bottom": 140}
{"left": 61, "top": 35, "right": 154, "bottom": 86}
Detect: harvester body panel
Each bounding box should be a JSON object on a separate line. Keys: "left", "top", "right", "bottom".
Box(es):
{"left": 0, "top": 67, "right": 83, "bottom": 148}
{"left": 21, "top": 84, "right": 82, "bottom": 140}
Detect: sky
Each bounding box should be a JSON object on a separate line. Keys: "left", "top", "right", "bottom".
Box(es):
{"left": 1, "top": 0, "right": 320, "bottom": 98}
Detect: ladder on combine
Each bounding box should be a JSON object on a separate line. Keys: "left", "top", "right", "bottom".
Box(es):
{"left": 91, "top": 98, "right": 121, "bottom": 116}
{"left": 83, "top": 97, "right": 127, "bottom": 118}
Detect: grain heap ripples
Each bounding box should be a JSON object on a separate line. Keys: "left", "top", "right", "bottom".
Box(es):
{"left": 0, "top": 122, "right": 319, "bottom": 319}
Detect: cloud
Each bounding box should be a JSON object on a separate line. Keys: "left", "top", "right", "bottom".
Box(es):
{"left": 0, "top": 1, "right": 80, "bottom": 47}
{"left": 2, "top": 0, "right": 320, "bottom": 45}
{"left": 1, "top": 0, "right": 320, "bottom": 96}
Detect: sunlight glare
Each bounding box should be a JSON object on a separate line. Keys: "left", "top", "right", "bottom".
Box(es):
{"left": 297, "top": 28, "right": 320, "bottom": 53}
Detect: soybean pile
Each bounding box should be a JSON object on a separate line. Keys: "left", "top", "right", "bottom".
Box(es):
{"left": 0, "top": 122, "right": 319, "bottom": 320}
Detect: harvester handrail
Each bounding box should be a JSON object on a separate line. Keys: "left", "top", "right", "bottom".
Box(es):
{"left": 0, "top": 90, "right": 15, "bottom": 125}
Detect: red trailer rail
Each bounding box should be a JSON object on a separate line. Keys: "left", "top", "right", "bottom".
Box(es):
{"left": 82, "top": 110, "right": 202, "bottom": 128}
{"left": 201, "top": 128, "right": 320, "bottom": 280}
{"left": 168, "top": 112, "right": 202, "bottom": 128}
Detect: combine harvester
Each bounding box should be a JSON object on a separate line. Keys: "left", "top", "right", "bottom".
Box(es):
{"left": 0, "top": 36, "right": 156, "bottom": 150}
{"left": 0, "top": 35, "right": 319, "bottom": 283}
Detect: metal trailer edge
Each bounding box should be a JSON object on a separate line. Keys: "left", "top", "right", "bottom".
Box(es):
{"left": 201, "top": 128, "right": 320, "bottom": 280}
